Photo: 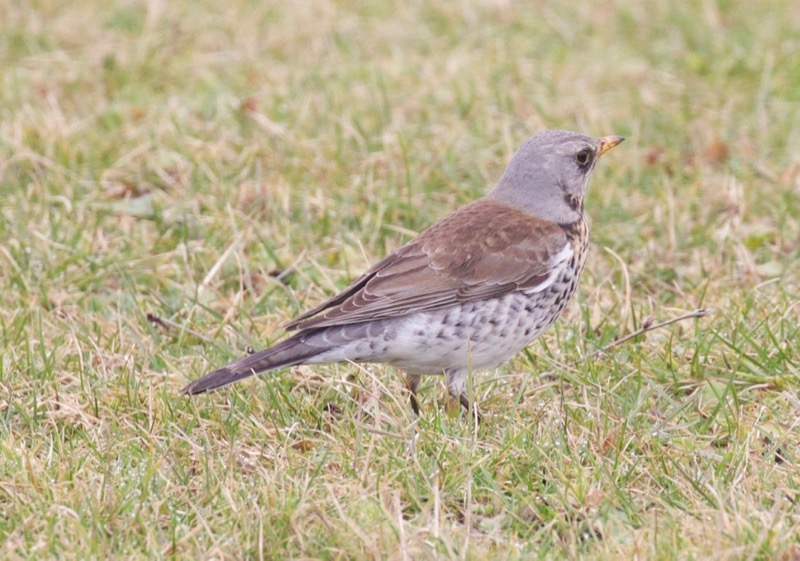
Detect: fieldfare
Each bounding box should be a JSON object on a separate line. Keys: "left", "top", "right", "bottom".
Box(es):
{"left": 183, "top": 130, "right": 624, "bottom": 416}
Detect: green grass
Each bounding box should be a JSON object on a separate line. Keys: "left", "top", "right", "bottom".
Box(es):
{"left": 2, "top": 0, "right": 800, "bottom": 558}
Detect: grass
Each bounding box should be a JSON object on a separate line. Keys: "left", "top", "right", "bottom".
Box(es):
{"left": 1, "top": 0, "right": 799, "bottom": 558}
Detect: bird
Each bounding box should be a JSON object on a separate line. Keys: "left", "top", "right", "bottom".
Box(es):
{"left": 183, "top": 130, "right": 624, "bottom": 416}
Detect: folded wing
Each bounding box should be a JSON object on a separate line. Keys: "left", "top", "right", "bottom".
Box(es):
{"left": 285, "top": 199, "right": 572, "bottom": 331}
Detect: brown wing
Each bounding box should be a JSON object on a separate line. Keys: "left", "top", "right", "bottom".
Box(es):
{"left": 284, "top": 198, "right": 571, "bottom": 331}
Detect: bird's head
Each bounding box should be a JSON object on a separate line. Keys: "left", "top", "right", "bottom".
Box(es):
{"left": 488, "top": 130, "right": 624, "bottom": 224}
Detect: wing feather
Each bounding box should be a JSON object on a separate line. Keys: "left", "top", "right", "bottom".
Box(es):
{"left": 284, "top": 199, "right": 573, "bottom": 331}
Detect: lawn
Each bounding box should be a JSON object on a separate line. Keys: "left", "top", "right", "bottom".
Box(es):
{"left": 1, "top": 1, "right": 799, "bottom": 558}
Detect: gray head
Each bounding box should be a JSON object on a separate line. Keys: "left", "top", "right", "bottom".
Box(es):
{"left": 487, "top": 130, "right": 624, "bottom": 224}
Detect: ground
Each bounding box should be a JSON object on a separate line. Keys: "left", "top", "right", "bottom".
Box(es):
{"left": 1, "top": 1, "right": 799, "bottom": 558}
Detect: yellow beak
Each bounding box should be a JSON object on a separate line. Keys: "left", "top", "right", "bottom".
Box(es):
{"left": 597, "top": 135, "right": 625, "bottom": 157}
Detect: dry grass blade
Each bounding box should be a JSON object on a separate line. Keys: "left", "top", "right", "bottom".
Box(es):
{"left": 579, "top": 308, "right": 714, "bottom": 363}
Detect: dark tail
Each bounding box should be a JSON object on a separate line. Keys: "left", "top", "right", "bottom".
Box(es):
{"left": 182, "top": 335, "right": 318, "bottom": 395}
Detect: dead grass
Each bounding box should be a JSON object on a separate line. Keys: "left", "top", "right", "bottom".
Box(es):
{"left": 1, "top": 0, "right": 799, "bottom": 558}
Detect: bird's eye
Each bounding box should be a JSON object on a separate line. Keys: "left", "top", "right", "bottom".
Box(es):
{"left": 575, "top": 148, "right": 593, "bottom": 166}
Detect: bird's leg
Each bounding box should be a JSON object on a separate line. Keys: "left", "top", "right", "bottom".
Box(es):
{"left": 458, "top": 393, "right": 482, "bottom": 422}
{"left": 406, "top": 374, "right": 421, "bottom": 416}
{"left": 446, "top": 368, "right": 482, "bottom": 422}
